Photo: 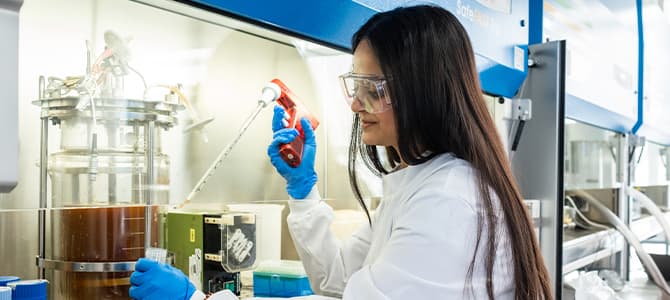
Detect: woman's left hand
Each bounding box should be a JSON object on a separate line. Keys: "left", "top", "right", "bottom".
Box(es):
{"left": 129, "top": 258, "right": 196, "bottom": 300}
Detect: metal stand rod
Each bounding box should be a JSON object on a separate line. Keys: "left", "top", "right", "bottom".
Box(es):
{"left": 145, "top": 121, "right": 155, "bottom": 251}
{"left": 108, "top": 124, "right": 117, "bottom": 204}
{"left": 617, "top": 134, "right": 630, "bottom": 279}
{"left": 38, "top": 117, "right": 48, "bottom": 279}
{"left": 132, "top": 124, "right": 141, "bottom": 204}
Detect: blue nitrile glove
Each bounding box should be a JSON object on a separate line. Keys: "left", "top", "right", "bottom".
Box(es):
{"left": 129, "top": 258, "right": 196, "bottom": 300}
{"left": 268, "top": 105, "right": 317, "bottom": 199}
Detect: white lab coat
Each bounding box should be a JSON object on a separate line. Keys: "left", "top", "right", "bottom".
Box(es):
{"left": 195, "top": 153, "right": 515, "bottom": 300}
{"left": 287, "top": 153, "right": 515, "bottom": 299}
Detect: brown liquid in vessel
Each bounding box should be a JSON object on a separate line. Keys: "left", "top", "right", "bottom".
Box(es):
{"left": 51, "top": 206, "right": 159, "bottom": 299}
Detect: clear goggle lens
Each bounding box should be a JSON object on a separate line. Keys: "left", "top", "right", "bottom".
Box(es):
{"left": 338, "top": 72, "right": 391, "bottom": 114}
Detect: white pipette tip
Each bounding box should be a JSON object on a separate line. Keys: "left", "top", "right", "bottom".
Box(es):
{"left": 259, "top": 82, "right": 281, "bottom": 107}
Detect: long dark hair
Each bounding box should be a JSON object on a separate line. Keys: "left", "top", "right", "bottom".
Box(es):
{"left": 347, "top": 5, "right": 552, "bottom": 300}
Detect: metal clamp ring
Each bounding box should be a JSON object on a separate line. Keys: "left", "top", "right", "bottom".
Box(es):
{"left": 36, "top": 257, "right": 136, "bottom": 272}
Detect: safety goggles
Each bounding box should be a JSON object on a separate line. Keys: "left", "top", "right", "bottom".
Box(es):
{"left": 338, "top": 72, "right": 391, "bottom": 114}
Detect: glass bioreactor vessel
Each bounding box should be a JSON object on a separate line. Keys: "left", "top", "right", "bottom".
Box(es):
{"left": 33, "top": 31, "right": 181, "bottom": 299}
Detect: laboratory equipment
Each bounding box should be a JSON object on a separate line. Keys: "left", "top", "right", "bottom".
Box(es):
{"left": 166, "top": 210, "right": 256, "bottom": 296}
{"left": 33, "top": 31, "right": 182, "bottom": 299}
{"left": 253, "top": 260, "right": 313, "bottom": 297}
{"left": 273, "top": 79, "right": 320, "bottom": 167}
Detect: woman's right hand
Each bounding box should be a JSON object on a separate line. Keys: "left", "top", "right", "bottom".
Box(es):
{"left": 267, "top": 105, "right": 317, "bottom": 199}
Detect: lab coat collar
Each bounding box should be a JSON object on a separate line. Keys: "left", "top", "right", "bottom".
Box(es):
{"left": 381, "top": 152, "right": 456, "bottom": 201}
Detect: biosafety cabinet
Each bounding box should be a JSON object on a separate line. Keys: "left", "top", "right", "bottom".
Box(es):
{"left": 543, "top": 1, "right": 670, "bottom": 299}
{"left": 0, "top": 0, "right": 565, "bottom": 299}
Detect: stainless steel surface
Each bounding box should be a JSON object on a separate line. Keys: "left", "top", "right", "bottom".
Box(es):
{"left": 511, "top": 41, "right": 565, "bottom": 299}
{"left": 32, "top": 97, "right": 182, "bottom": 126}
{"left": 37, "top": 258, "right": 136, "bottom": 272}
{"left": 0, "top": 0, "right": 22, "bottom": 193}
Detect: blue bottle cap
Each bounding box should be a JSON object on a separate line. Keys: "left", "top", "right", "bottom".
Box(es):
{"left": 0, "top": 286, "right": 11, "bottom": 300}
{"left": 7, "top": 280, "right": 47, "bottom": 300}
{"left": 0, "top": 277, "right": 19, "bottom": 287}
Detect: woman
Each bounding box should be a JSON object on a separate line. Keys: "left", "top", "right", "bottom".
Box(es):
{"left": 129, "top": 5, "right": 551, "bottom": 300}
{"left": 268, "top": 5, "right": 552, "bottom": 300}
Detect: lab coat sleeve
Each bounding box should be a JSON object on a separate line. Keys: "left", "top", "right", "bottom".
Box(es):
{"left": 287, "top": 187, "right": 373, "bottom": 297}
{"left": 197, "top": 289, "right": 240, "bottom": 300}
{"left": 342, "top": 183, "right": 511, "bottom": 299}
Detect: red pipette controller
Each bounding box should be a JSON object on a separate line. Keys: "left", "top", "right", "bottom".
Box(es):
{"left": 272, "top": 78, "right": 319, "bottom": 168}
